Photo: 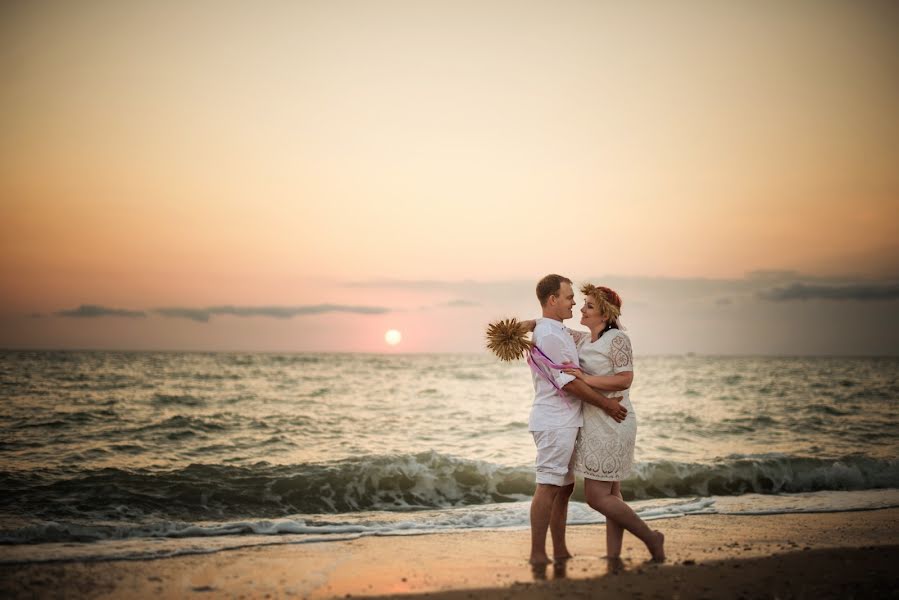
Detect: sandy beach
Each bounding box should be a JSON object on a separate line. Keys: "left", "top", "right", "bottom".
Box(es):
{"left": 2, "top": 507, "right": 897, "bottom": 599}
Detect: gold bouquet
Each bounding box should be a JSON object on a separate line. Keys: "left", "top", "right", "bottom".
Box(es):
{"left": 485, "top": 318, "right": 532, "bottom": 362}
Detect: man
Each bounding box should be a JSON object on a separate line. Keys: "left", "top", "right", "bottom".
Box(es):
{"left": 528, "top": 274, "right": 628, "bottom": 565}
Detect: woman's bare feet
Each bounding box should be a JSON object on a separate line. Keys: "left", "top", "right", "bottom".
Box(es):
{"left": 529, "top": 552, "right": 551, "bottom": 566}
{"left": 553, "top": 551, "right": 573, "bottom": 561}
{"left": 647, "top": 530, "right": 665, "bottom": 562}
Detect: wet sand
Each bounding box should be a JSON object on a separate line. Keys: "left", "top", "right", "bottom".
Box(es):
{"left": 2, "top": 508, "right": 897, "bottom": 599}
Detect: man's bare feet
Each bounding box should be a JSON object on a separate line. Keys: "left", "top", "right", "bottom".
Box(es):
{"left": 648, "top": 530, "right": 665, "bottom": 562}
{"left": 529, "top": 553, "right": 551, "bottom": 566}
{"left": 553, "top": 551, "right": 573, "bottom": 561}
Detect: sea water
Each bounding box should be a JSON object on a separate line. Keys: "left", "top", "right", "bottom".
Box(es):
{"left": 1, "top": 351, "right": 896, "bottom": 563}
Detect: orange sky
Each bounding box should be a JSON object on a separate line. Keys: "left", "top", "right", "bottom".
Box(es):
{"left": 1, "top": 0, "right": 897, "bottom": 353}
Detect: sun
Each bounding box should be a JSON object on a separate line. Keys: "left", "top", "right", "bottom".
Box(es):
{"left": 384, "top": 329, "right": 402, "bottom": 346}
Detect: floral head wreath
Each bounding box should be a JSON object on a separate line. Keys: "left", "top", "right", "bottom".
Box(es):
{"left": 580, "top": 283, "right": 622, "bottom": 324}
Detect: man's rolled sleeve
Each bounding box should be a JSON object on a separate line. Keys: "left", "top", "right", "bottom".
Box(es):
{"left": 538, "top": 332, "right": 576, "bottom": 389}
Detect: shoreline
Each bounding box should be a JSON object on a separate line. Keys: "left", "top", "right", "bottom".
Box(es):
{"left": 2, "top": 508, "right": 898, "bottom": 599}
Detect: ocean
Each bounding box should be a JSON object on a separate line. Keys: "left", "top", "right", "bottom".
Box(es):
{"left": 1, "top": 351, "right": 897, "bottom": 564}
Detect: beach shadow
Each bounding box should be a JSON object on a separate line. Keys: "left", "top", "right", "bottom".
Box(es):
{"left": 392, "top": 545, "right": 899, "bottom": 600}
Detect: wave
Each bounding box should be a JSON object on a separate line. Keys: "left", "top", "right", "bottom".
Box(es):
{"left": 0, "top": 497, "right": 716, "bottom": 553}
{"left": 0, "top": 452, "right": 531, "bottom": 522}
{"left": 1, "top": 452, "right": 896, "bottom": 525}
{"left": 626, "top": 454, "right": 898, "bottom": 499}
{"left": 4, "top": 490, "right": 898, "bottom": 562}
{"left": 151, "top": 393, "right": 206, "bottom": 407}
{"left": 0, "top": 517, "right": 328, "bottom": 544}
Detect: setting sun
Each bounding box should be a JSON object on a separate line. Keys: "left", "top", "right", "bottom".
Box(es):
{"left": 384, "top": 329, "right": 402, "bottom": 346}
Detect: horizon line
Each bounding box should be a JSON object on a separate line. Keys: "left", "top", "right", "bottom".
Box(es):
{"left": 1, "top": 347, "right": 897, "bottom": 359}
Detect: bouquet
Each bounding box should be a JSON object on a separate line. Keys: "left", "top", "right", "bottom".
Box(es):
{"left": 485, "top": 318, "right": 532, "bottom": 361}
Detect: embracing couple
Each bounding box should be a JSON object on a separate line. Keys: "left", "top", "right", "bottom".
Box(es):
{"left": 521, "top": 274, "right": 664, "bottom": 565}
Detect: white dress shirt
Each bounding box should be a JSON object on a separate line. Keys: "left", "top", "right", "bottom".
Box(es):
{"left": 528, "top": 318, "right": 583, "bottom": 431}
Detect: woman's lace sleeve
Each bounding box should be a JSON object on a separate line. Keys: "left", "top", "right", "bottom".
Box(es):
{"left": 610, "top": 332, "right": 634, "bottom": 373}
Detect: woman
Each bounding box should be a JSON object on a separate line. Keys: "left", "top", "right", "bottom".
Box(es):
{"left": 527, "top": 284, "right": 664, "bottom": 561}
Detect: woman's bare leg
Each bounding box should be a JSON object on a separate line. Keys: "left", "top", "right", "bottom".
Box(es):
{"left": 605, "top": 481, "right": 625, "bottom": 558}
{"left": 585, "top": 479, "right": 665, "bottom": 561}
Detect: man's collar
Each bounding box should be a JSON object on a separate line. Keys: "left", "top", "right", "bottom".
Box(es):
{"left": 539, "top": 317, "right": 566, "bottom": 330}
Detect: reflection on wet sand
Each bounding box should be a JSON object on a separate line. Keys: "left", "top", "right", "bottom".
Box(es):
{"left": 531, "top": 553, "right": 632, "bottom": 581}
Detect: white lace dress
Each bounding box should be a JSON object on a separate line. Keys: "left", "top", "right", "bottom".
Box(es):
{"left": 570, "top": 329, "right": 636, "bottom": 481}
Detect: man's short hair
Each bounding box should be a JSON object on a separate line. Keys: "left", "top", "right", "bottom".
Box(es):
{"left": 536, "top": 274, "right": 572, "bottom": 307}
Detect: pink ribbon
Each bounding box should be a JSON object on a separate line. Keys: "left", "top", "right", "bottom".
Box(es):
{"left": 527, "top": 345, "right": 577, "bottom": 406}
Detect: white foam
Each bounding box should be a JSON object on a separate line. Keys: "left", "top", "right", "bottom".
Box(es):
{"left": 2, "top": 489, "right": 897, "bottom": 565}
{"left": 0, "top": 495, "right": 719, "bottom": 564}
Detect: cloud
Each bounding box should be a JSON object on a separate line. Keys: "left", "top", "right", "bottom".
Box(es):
{"left": 152, "top": 304, "right": 391, "bottom": 323}
{"left": 152, "top": 308, "right": 215, "bottom": 322}
{"left": 759, "top": 282, "right": 899, "bottom": 302}
{"left": 345, "top": 279, "right": 488, "bottom": 291}
{"left": 55, "top": 305, "right": 147, "bottom": 318}
{"left": 441, "top": 299, "right": 481, "bottom": 308}
{"left": 745, "top": 270, "right": 802, "bottom": 281}
{"left": 50, "top": 304, "right": 390, "bottom": 322}
{"left": 415, "top": 299, "right": 483, "bottom": 311}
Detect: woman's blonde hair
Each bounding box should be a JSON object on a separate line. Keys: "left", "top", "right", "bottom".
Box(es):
{"left": 580, "top": 284, "right": 623, "bottom": 327}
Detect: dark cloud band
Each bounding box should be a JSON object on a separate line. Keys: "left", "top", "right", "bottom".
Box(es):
{"left": 53, "top": 304, "right": 390, "bottom": 322}
{"left": 760, "top": 282, "right": 899, "bottom": 302}
{"left": 55, "top": 305, "right": 147, "bottom": 318}
{"left": 153, "top": 304, "right": 391, "bottom": 322}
